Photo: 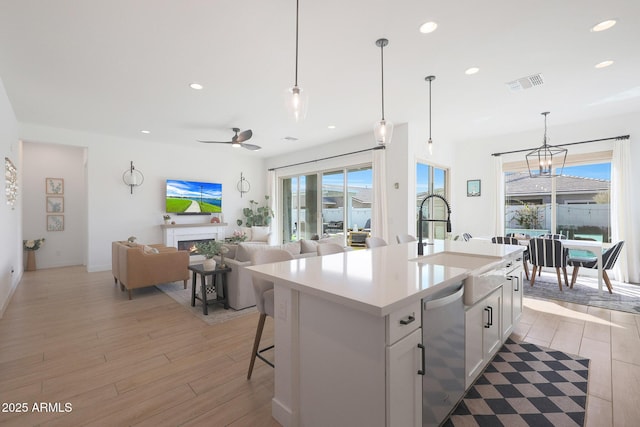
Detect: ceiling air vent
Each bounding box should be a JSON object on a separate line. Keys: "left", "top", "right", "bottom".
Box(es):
{"left": 506, "top": 73, "right": 544, "bottom": 92}
{"left": 283, "top": 136, "right": 298, "bottom": 142}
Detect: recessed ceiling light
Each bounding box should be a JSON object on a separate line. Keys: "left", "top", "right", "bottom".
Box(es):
{"left": 595, "top": 60, "right": 614, "bottom": 69}
{"left": 140, "top": 130, "right": 151, "bottom": 134}
{"left": 189, "top": 83, "right": 203, "bottom": 90}
{"left": 591, "top": 19, "right": 616, "bottom": 32}
{"left": 465, "top": 67, "right": 480, "bottom": 75}
{"left": 419, "top": 21, "right": 438, "bottom": 34}
{"left": 328, "top": 125, "right": 336, "bottom": 129}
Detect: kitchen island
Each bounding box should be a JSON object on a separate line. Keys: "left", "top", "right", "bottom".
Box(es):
{"left": 248, "top": 239, "right": 524, "bottom": 427}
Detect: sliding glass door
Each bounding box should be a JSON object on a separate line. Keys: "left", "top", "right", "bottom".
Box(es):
{"left": 282, "top": 175, "right": 318, "bottom": 243}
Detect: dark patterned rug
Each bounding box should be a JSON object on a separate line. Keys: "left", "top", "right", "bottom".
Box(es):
{"left": 523, "top": 272, "right": 640, "bottom": 314}
{"left": 444, "top": 338, "right": 590, "bottom": 427}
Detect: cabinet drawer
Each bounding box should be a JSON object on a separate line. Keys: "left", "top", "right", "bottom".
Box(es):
{"left": 386, "top": 301, "right": 421, "bottom": 345}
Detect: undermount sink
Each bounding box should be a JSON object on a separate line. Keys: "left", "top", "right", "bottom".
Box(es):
{"left": 412, "top": 251, "right": 508, "bottom": 305}
{"left": 411, "top": 251, "right": 502, "bottom": 271}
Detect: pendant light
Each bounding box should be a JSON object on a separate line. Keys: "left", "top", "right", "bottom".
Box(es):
{"left": 374, "top": 38, "right": 393, "bottom": 145}
{"left": 285, "top": 0, "right": 308, "bottom": 122}
{"left": 425, "top": 75, "right": 435, "bottom": 154}
{"left": 525, "top": 112, "right": 567, "bottom": 178}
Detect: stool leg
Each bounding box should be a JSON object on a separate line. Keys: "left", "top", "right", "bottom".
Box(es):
{"left": 247, "top": 313, "right": 267, "bottom": 380}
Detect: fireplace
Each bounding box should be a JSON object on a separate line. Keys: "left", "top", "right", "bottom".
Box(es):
{"left": 162, "top": 223, "right": 227, "bottom": 249}
{"left": 178, "top": 238, "right": 216, "bottom": 256}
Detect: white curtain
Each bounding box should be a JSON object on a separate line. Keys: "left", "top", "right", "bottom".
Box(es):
{"left": 267, "top": 169, "right": 277, "bottom": 246}
{"left": 611, "top": 139, "right": 636, "bottom": 282}
{"left": 372, "top": 148, "right": 389, "bottom": 242}
{"left": 492, "top": 155, "right": 505, "bottom": 237}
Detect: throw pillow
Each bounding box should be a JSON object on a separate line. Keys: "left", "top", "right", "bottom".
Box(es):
{"left": 281, "top": 241, "right": 301, "bottom": 256}
{"left": 300, "top": 239, "right": 319, "bottom": 254}
{"left": 236, "top": 242, "right": 272, "bottom": 263}
{"left": 142, "top": 245, "right": 159, "bottom": 254}
{"left": 251, "top": 226, "right": 271, "bottom": 242}
{"left": 241, "top": 227, "right": 253, "bottom": 241}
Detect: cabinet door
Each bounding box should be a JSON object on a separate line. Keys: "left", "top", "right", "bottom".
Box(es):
{"left": 484, "top": 289, "right": 502, "bottom": 358}
{"left": 386, "top": 328, "right": 422, "bottom": 427}
{"left": 501, "top": 277, "right": 513, "bottom": 341}
{"left": 512, "top": 268, "right": 523, "bottom": 323}
{"left": 465, "top": 303, "right": 485, "bottom": 389}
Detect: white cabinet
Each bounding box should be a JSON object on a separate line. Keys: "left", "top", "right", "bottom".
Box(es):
{"left": 502, "top": 264, "right": 523, "bottom": 341}
{"left": 386, "top": 328, "right": 422, "bottom": 427}
{"left": 465, "top": 286, "right": 502, "bottom": 389}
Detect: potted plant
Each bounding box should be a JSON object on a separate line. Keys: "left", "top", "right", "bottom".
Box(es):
{"left": 238, "top": 195, "right": 275, "bottom": 227}
{"left": 23, "top": 238, "right": 45, "bottom": 271}
{"left": 228, "top": 229, "right": 248, "bottom": 243}
{"left": 163, "top": 214, "right": 171, "bottom": 224}
{"left": 194, "top": 240, "right": 227, "bottom": 270}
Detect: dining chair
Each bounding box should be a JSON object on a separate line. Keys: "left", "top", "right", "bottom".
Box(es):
{"left": 568, "top": 241, "right": 625, "bottom": 294}
{"left": 365, "top": 237, "right": 387, "bottom": 248}
{"left": 462, "top": 233, "right": 473, "bottom": 242}
{"left": 527, "top": 238, "right": 569, "bottom": 291}
{"left": 396, "top": 234, "right": 417, "bottom": 244}
{"left": 540, "top": 233, "right": 567, "bottom": 240}
{"left": 491, "top": 236, "right": 530, "bottom": 280}
{"left": 317, "top": 242, "right": 345, "bottom": 256}
{"left": 247, "top": 249, "right": 293, "bottom": 380}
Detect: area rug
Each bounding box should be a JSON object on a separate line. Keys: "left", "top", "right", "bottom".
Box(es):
{"left": 155, "top": 282, "right": 256, "bottom": 326}
{"left": 523, "top": 272, "right": 640, "bottom": 314}
{"left": 444, "top": 338, "right": 590, "bottom": 427}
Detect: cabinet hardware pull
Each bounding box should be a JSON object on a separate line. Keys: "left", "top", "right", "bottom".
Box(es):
{"left": 488, "top": 306, "right": 493, "bottom": 326}
{"left": 514, "top": 276, "right": 520, "bottom": 292}
{"left": 417, "top": 343, "right": 425, "bottom": 375}
{"left": 400, "top": 315, "right": 415, "bottom": 325}
{"left": 484, "top": 307, "right": 491, "bottom": 328}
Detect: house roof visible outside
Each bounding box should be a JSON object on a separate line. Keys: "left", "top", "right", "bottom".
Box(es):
{"left": 506, "top": 172, "right": 609, "bottom": 197}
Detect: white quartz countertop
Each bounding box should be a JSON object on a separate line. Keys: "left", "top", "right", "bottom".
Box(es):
{"left": 247, "top": 240, "right": 523, "bottom": 317}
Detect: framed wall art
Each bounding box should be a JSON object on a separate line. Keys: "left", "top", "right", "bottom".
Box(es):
{"left": 467, "top": 179, "right": 481, "bottom": 197}
{"left": 47, "top": 196, "right": 64, "bottom": 213}
{"left": 46, "top": 177, "right": 64, "bottom": 195}
{"left": 47, "top": 215, "right": 64, "bottom": 231}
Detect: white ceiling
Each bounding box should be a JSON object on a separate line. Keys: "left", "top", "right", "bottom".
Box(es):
{"left": 1, "top": 0, "right": 639, "bottom": 157}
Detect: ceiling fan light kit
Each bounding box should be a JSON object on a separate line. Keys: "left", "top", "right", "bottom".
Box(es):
{"left": 374, "top": 38, "right": 393, "bottom": 146}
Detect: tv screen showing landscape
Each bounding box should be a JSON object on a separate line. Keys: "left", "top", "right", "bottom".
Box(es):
{"left": 166, "top": 179, "right": 222, "bottom": 213}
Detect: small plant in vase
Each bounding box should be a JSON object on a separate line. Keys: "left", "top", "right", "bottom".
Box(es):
{"left": 163, "top": 214, "right": 171, "bottom": 224}
{"left": 228, "top": 229, "right": 248, "bottom": 243}
{"left": 194, "top": 240, "right": 226, "bottom": 270}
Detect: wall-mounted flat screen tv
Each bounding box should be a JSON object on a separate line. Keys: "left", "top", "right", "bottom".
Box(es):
{"left": 166, "top": 179, "right": 222, "bottom": 214}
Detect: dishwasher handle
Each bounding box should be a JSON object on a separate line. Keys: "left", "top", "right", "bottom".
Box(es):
{"left": 424, "top": 285, "right": 463, "bottom": 310}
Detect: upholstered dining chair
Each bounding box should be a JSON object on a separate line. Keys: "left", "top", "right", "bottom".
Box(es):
{"left": 568, "top": 241, "right": 625, "bottom": 294}
{"left": 365, "top": 237, "right": 387, "bottom": 248}
{"left": 396, "top": 234, "right": 417, "bottom": 244}
{"left": 462, "top": 233, "right": 473, "bottom": 242}
{"left": 247, "top": 249, "right": 293, "bottom": 380}
{"left": 491, "top": 236, "right": 530, "bottom": 281}
{"left": 317, "top": 242, "right": 345, "bottom": 256}
{"left": 528, "top": 238, "right": 569, "bottom": 291}
{"left": 540, "top": 233, "right": 567, "bottom": 240}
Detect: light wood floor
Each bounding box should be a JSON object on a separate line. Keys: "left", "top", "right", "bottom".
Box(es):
{"left": 1, "top": 267, "right": 639, "bottom": 426}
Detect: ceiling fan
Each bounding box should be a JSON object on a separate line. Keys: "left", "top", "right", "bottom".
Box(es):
{"left": 197, "top": 128, "right": 261, "bottom": 151}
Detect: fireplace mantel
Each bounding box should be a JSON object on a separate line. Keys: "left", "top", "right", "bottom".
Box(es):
{"left": 162, "top": 223, "right": 227, "bottom": 248}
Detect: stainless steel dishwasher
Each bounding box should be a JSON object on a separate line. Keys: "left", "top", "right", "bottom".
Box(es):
{"left": 421, "top": 283, "right": 465, "bottom": 427}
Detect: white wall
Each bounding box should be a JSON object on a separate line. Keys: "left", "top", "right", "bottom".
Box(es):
{"left": 22, "top": 142, "right": 86, "bottom": 269}
{"left": 0, "top": 77, "right": 22, "bottom": 316}
{"left": 19, "top": 124, "right": 266, "bottom": 272}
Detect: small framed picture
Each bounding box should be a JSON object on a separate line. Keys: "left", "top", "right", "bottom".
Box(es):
{"left": 46, "top": 178, "right": 64, "bottom": 195}
{"left": 46, "top": 196, "right": 64, "bottom": 213}
{"left": 47, "top": 215, "right": 64, "bottom": 231}
{"left": 467, "top": 179, "right": 481, "bottom": 197}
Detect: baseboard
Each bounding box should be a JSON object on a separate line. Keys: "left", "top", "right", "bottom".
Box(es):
{"left": 272, "top": 397, "right": 293, "bottom": 427}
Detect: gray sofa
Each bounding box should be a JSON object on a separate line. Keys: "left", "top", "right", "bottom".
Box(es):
{"left": 214, "top": 238, "right": 341, "bottom": 310}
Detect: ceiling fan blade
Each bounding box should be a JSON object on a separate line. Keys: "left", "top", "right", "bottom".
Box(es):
{"left": 197, "top": 140, "right": 231, "bottom": 144}
{"left": 236, "top": 129, "right": 253, "bottom": 142}
{"left": 242, "top": 143, "right": 262, "bottom": 151}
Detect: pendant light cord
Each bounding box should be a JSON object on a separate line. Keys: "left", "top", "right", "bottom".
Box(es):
{"left": 294, "top": 0, "right": 299, "bottom": 87}
{"left": 542, "top": 111, "right": 549, "bottom": 147}
{"left": 380, "top": 43, "right": 385, "bottom": 120}
{"left": 428, "top": 78, "right": 432, "bottom": 139}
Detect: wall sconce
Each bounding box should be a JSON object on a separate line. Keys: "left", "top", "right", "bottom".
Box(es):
{"left": 122, "top": 161, "right": 144, "bottom": 194}
{"left": 5, "top": 157, "right": 18, "bottom": 209}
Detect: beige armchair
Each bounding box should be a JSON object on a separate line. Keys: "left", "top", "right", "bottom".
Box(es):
{"left": 113, "top": 241, "right": 189, "bottom": 299}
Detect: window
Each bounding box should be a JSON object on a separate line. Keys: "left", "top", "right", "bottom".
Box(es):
{"left": 504, "top": 160, "right": 611, "bottom": 242}
{"left": 416, "top": 162, "right": 449, "bottom": 239}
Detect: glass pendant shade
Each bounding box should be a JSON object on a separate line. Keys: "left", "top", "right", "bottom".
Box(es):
{"left": 525, "top": 112, "right": 567, "bottom": 177}
{"left": 373, "top": 119, "right": 394, "bottom": 146}
{"left": 285, "top": 85, "right": 308, "bottom": 122}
